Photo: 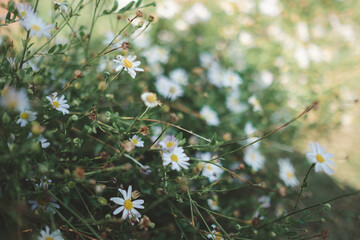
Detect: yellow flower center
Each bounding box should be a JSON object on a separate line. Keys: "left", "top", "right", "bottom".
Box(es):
{"left": 206, "top": 165, "right": 212, "bottom": 170}
{"left": 124, "top": 199, "right": 133, "bottom": 210}
{"left": 37, "top": 197, "right": 48, "bottom": 206}
{"left": 32, "top": 25, "right": 41, "bottom": 31}
{"left": 250, "top": 154, "right": 256, "bottom": 161}
{"left": 45, "top": 237, "right": 54, "bottom": 240}
{"left": 166, "top": 142, "right": 175, "bottom": 148}
{"left": 20, "top": 11, "right": 26, "bottom": 17}
{"left": 8, "top": 99, "right": 18, "bottom": 109}
{"left": 171, "top": 154, "right": 178, "bottom": 162}
{"left": 52, "top": 101, "right": 60, "bottom": 108}
{"left": 287, "top": 172, "right": 294, "bottom": 178}
{"left": 169, "top": 87, "right": 176, "bottom": 94}
{"left": 229, "top": 76, "right": 234, "bottom": 82}
{"left": 132, "top": 138, "right": 138, "bottom": 145}
{"left": 316, "top": 154, "right": 325, "bottom": 163}
{"left": 123, "top": 59, "right": 133, "bottom": 69}
{"left": 145, "top": 93, "right": 157, "bottom": 103}
{"left": 21, "top": 112, "right": 29, "bottom": 120}
{"left": 215, "top": 232, "right": 222, "bottom": 240}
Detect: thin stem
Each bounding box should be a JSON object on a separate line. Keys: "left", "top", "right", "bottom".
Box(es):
{"left": 85, "top": 0, "right": 100, "bottom": 59}
{"left": 293, "top": 163, "right": 315, "bottom": 211}
{"left": 124, "top": 107, "right": 150, "bottom": 136}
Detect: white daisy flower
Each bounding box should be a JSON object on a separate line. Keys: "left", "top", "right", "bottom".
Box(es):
{"left": 159, "top": 135, "right": 178, "bottom": 151}
{"left": 129, "top": 135, "right": 144, "bottom": 147}
{"left": 207, "top": 198, "right": 219, "bottom": 211}
{"left": 23, "top": 13, "right": 52, "bottom": 38}
{"left": 244, "top": 147, "right": 265, "bottom": 171}
{"left": 226, "top": 90, "right": 248, "bottom": 114}
{"left": 198, "top": 152, "right": 224, "bottom": 182}
{"left": 37, "top": 226, "right": 64, "bottom": 240}
{"left": 259, "top": 0, "right": 282, "bottom": 17}
{"left": 306, "top": 142, "right": 336, "bottom": 175}
{"left": 162, "top": 146, "right": 190, "bottom": 171}
{"left": 155, "top": 76, "right": 184, "bottom": 101}
{"left": 39, "top": 135, "right": 50, "bottom": 148}
{"left": 200, "top": 106, "right": 220, "bottom": 126}
{"left": 169, "top": 68, "right": 188, "bottom": 85}
{"left": 113, "top": 55, "right": 144, "bottom": 79}
{"left": 199, "top": 52, "right": 215, "bottom": 68}
{"left": 16, "top": 3, "right": 34, "bottom": 19}
{"left": 222, "top": 70, "right": 242, "bottom": 88}
{"left": 183, "top": 3, "right": 211, "bottom": 25}
{"left": 16, "top": 110, "right": 37, "bottom": 127}
{"left": 142, "top": 46, "right": 169, "bottom": 64}
{"left": 46, "top": 92, "right": 69, "bottom": 115}
{"left": 140, "top": 92, "right": 159, "bottom": 108}
{"left": 248, "top": 95, "right": 262, "bottom": 112}
{"left": 207, "top": 225, "right": 224, "bottom": 240}
{"left": 53, "top": 0, "right": 68, "bottom": 13}
{"left": 28, "top": 193, "right": 60, "bottom": 215}
{"left": 1, "top": 87, "right": 29, "bottom": 112}
{"left": 110, "top": 185, "right": 145, "bottom": 221}
{"left": 278, "top": 158, "right": 299, "bottom": 187}
{"left": 207, "top": 62, "right": 224, "bottom": 88}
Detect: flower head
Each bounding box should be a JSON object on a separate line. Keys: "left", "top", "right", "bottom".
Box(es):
{"left": 159, "top": 135, "right": 179, "bottom": 151}
{"left": 162, "top": 147, "right": 190, "bottom": 171}
{"left": 200, "top": 106, "right": 220, "bottom": 126}
{"left": 28, "top": 192, "right": 60, "bottom": 215}
{"left": 141, "top": 92, "right": 159, "bottom": 108}
{"left": 306, "top": 142, "right": 336, "bottom": 175}
{"left": 223, "top": 70, "right": 242, "bottom": 88}
{"left": 16, "top": 3, "right": 34, "bottom": 19}
{"left": 155, "top": 76, "right": 184, "bottom": 101}
{"left": 1, "top": 87, "right": 29, "bottom": 112}
{"left": 17, "top": 110, "right": 37, "bottom": 127}
{"left": 278, "top": 158, "right": 299, "bottom": 187}
{"left": 113, "top": 55, "right": 144, "bottom": 79}
{"left": 39, "top": 135, "right": 50, "bottom": 148}
{"left": 53, "top": 0, "right": 68, "bottom": 13}
{"left": 129, "top": 135, "right": 144, "bottom": 147}
{"left": 110, "top": 185, "right": 144, "bottom": 221}
{"left": 169, "top": 68, "right": 188, "bottom": 85}
{"left": 244, "top": 147, "right": 265, "bottom": 171}
{"left": 23, "top": 13, "right": 52, "bottom": 38}
{"left": 198, "top": 152, "right": 224, "bottom": 182}
{"left": 207, "top": 225, "right": 224, "bottom": 240}
{"left": 37, "top": 226, "right": 64, "bottom": 240}
{"left": 46, "top": 92, "right": 69, "bottom": 115}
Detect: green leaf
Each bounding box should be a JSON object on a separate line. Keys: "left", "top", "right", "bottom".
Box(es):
{"left": 118, "top": 1, "right": 135, "bottom": 13}
{"left": 176, "top": 132, "right": 183, "bottom": 140}
{"left": 48, "top": 45, "right": 58, "bottom": 54}
{"left": 102, "top": 1, "right": 118, "bottom": 15}
{"left": 135, "top": 0, "right": 143, "bottom": 8}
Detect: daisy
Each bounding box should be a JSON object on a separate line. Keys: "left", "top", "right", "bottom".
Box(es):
{"left": 200, "top": 106, "right": 220, "bottom": 126}
{"left": 129, "top": 135, "right": 144, "bottom": 147}
{"left": 306, "top": 142, "right": 336, "bottom": 175}
{"left": 37, "top": 226, "right": 64, "bottom": 240}
{"left": 110, "top": 185, "right": 144, "bottom": 221}
{"left": 207, "top": 225, "right": 224, "bottom": 240}
{"left": 244, "top": 146, "right": 265, "bottom": 171}
{"left": 222, "top": 70, "right": 242, "bottom": 88}
{"left": 278, "top": 158, "right": 299, "bottom": 187}
{"left": 46, "top": 92, "right": 69, "bottom": 115}
{"left": 113, "top": 55, "right": 144, "bottom": 79}
{"left": 28, "top": 193, "right": 60, "bottom": 215}
{"left": 207, "top": 62, "right": 225, "bottom": 88}
{"left": 16, "top": 3, "right": 34, "bottom": 19}
{"left": 226, "top": 90, "right": 248, "bottom": 114}
{"left": 198, "top": 152, "right": 224, "bottom": 182}
{"left": 53, "top": 0, "right": 68, "bottom": 13}
{"left": 159, "top": 135, "right": 178, "bottom": 151}
{"left": 141, "top": 92, "right": 159, "bottom": 108}
{"left": 169, "top": 68, "right": 188, "bottom": 85}
{"left": 162, "top": 146, "right": 190, "bottom": 171}
{"left": 207, "top": 198, "right": 219, "bottom": 211}
{"left": 248, "top": 95, "right": 262, "bottom": 112}
{"left": 23, "top": 13, "right": 52, "bottom": 38}
{"left": 142, "top": 46, "right": 169, "bottom": 64}
{"left": 1, "top": 87, "right": 29, "bottom": 112}
{"left": 39, "top": 135, "right": 50, "bottom": 148}
{"left": 155, "top": 76, "right": 184, "bottom": 101}
{"left": 17, "top": 110, "right": 37, "bottom": 127}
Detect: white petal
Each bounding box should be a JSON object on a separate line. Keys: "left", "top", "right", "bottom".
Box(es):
{"left": 113, "top": 206, "right": 124, "bottom": 215}
{"left": 110, "top": 197, "right": 125, "bottom": 205}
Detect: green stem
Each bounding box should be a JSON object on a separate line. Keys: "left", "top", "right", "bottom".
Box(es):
{"left": 124, "top": 107, "right": 150, "bottom": 136}
{"left": 85, "top": 0, "right": 100, "bottom": 59}
{"left": 293, "top": 163, "right": 315, "bottom": 211}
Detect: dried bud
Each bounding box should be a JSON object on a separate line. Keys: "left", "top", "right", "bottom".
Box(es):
{"left": 321, "top": 229, "right": 328, "bottom": 239}
{"left": 116, "top": 14, "right": 122, "bottom": 20}
{"left": 98, "top": 81, "right": 107, "bottom": 90}
{"left": 170, "top": 113, "right": 179, "bottom": 122}
{"left": 139, "top": 126, "right": 150, "bottom": 136}
{"left": 223, "top": 132, "right": 232, "bottom": 141}
{"left": 74, "top": 69, "right": 82, "bottom": 79}
{"left": 278, "top": 186, "right": 287, "bottom": 197}
{"left": 136, "top": 10, "right": 143, "bottom": 18}
{"left": 148, "top": 15, "right": 154, "bottom": 22}
{"left": 139, "top": 215, "right": 154, "bottom": 231}
{"left": 121, "top": 41, "right": 130, "bottom": 50}
{"left": 31, "top": 122, "right": 45, "bottom": 135}
{"left": 131, "top": 190, "right": 141, "bottom": 199}
{"left": 100, "top": 151, "right": 110, "bottom": 160}
{"left": 74, "top": 167, "right": 85, "bottom": 179}
{"left": 123, "top": 141, "right": 135, "bottom": 153}
{"left": 95, "top": 184, "right": 106, "bottom": 193}
{"left": 251, "top": 217, "right": 261, "bottom": 227}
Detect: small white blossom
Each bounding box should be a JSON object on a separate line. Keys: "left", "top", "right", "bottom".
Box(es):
{"left": 23, "top": 13, "right": 52, "bottom": 38}
{"left": 129, "top": 135, "right": 144, "bottom": 147}
{"left": 183, "top": 3, "right": 211, "bottom": 25}
{"left": 278, "top": 158, "right": 299, "bottom": 187}
{"left": 17, "top": 110, "right": 37, "bottom": 127}
{"left": 46, "top": 92, "right": 69, "bottom": 115}
{"left": 1, "top": 87, "right": 29, "bottom": 112}
{"left": 16, "top": 3, "right": 34, "bottom": 19}
{"left": 200, "top": 106, "right": 220, "bottom": 126}
{"left": 113, "top": 55, "right": 144, "bottom": 79}
{"left": 169, "top": 68, "right": 188, "bottom": 85}
{"left": 155, "top": 76, "right": 184, "bottom": 101}
{"left": 142, "top": 46, "right": 169, "bottom": 64}
{"left": 306, "top": 142, "right": 336, "bottom": 175}
{"left": 226, "top": 90, "right": 248, "bottom": 114}
{"left": 244, "top": 147, "right": 265, "bottom": 171}
{"left": 248, "top": 95, "right": 262, "bottom": 112}
{"left": 39, "top": 135, "right": 50, "bottom": 148}
{"left": 222, "top": 70, "right": 242, "bottom": 88}
{"left": 37, "top": 226, "right": 64, "bottom": 240}
{"left": 162, "top": 147, "right": 190, "bottom": 171}
{"left": 141, "top": 92, "right": 159, "bottom": 108}
{"left": 110, "top": 185, "right": 144, "bottom": 221}
{"left": 53, "top": 0, "right": 68, "bottom": 13}
{"left": 28, "top": 194, "right": 60, "bottom": 215}
{"left": 159, "top": 135, "right": 178, "bottom": 151}
{"left": 198, "top": 152, "right": 224, "bottom": 182}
